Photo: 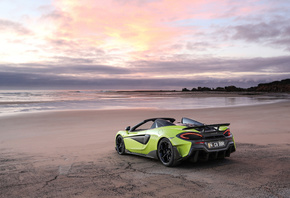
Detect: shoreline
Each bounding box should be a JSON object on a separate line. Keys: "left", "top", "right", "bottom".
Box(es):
{"left": 0, "top": 97, "right": 289, "bottom": 118}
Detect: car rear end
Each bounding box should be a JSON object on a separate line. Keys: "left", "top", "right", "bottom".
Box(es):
{"left": 176, "top": 124, "right": 236, "bottom": 162}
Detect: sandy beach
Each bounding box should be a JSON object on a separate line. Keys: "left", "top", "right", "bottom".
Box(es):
{"left": 0, "top": 101, "right": 289, "bottom": 197}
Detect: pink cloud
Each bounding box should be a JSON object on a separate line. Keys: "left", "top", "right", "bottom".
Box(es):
{"left": 50, "top": 0, "right": 211, "bottom": 51}
{"left": 51, "top": 0, "right": 268, "bottom": 54}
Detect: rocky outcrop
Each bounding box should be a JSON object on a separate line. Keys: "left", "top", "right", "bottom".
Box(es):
{"left": 182, "top": 79, "right": 290, "bottom": 93}
{"left": 254, "top": 79, "right": 290, "bottom": 92}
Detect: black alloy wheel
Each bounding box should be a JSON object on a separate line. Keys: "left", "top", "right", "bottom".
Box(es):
{"left": 158, "top": 138, "right": 176, "bottom": 167}
{"left": 116, "top": 135, "right": 125, "bottom": 155}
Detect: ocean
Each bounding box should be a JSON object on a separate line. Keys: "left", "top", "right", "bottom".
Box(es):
{"left": 0, "top": 90, "right": 288, "bottom": 116}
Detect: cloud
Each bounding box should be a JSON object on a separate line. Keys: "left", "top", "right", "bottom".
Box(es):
{"left": 1, "top": 70, "right": 288, "bottom": 89}
{"left": 50, "top": 0, "right": 239, "bottom": 53}
{"left": 0, "top": 63, "right": 131, "bottom": 77}
{"left": 1, "top": 0, "right": 289, "bottom": 90}
{"left": 1, "top": 55, "right": 289, "bottom": 89}
{"left": 3, "top": 55, "right": 290, "bottom": 78}
{"left": 233, "top": 22, "right": 280, "bottom": 42}
{"left": 186, "top": 41, "right": 214, "bottom": 51}
{"left": 0, "top": 19, "right": 32, "bottom": 35}
{"left": 131, "top": 56, "right": 290, "bottom": 75}
{"left": 32, "top": 0, "right": 288, "bottom": 61}
{"left": 229, "top": 9, "right": 290, "bottom": 51}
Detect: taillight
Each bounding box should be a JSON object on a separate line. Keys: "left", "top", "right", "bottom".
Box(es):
{"left": 178, "top": 132, "right": 203, "bottom": 140}
{"left": 223, "top": 129, "right": 231, "bottom": 136}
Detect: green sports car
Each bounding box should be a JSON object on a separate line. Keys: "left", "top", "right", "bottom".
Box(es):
{"left": 115, "top": 117, "right": 236, "bottom": 167}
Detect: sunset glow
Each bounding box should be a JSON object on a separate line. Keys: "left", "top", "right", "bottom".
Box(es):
{"left": 0, "top": 0, "right": 289, "bottom": 89}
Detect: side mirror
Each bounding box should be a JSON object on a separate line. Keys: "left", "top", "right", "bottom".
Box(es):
{"left": 125, "top": 126, "right": 130, "bottom": 131}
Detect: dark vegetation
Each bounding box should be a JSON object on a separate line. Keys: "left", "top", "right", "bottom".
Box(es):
{"left": 182, "top": 79, "right": 290, "bottom": 93}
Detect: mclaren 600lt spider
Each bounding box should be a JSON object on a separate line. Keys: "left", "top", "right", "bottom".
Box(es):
{"left": 115, "top": 117, "right": 236, "bottom": 167}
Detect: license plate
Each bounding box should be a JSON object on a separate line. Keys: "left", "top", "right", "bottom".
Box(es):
{"left": 207, "top": 141, "right": 225, "bottom": 148}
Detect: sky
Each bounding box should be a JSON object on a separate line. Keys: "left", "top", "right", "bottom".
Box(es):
{"left": 0, "top": 0, "right": 289, "bottom": 90}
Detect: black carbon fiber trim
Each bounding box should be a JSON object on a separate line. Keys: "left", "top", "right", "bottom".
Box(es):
{"left": 127, "top": 134, "right": 151, "bottom": 145}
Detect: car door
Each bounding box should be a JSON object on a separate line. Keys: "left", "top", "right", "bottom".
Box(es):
{"left": 124, "top": 121, "right": 153, "bottom": 154}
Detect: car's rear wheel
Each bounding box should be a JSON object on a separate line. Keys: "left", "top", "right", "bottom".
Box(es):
{"left": 158, "top": 138, "right": 177, "bottom": 167}
{"left": 116, "top": 135, "right": 125, "bottom": 155}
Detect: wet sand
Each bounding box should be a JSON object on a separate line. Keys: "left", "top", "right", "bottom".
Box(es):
{"left": 0, "top": 101, "right": 289, "bottom": 197}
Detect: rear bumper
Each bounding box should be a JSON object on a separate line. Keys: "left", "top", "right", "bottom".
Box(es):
{"left": 176, "top": 140, "right": 236, "bottom": 162}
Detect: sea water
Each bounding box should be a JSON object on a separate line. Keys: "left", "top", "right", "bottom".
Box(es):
{"left": 0, "top": 90, "right": 288, "bottom": 116}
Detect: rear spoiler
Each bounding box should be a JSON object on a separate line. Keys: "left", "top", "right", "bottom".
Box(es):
{"left": 183, "top": 123, "right": 230, "bottom": 131}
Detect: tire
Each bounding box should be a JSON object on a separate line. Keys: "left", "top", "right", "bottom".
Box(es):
{"left": 157, "top": 138, "right": 177, "bottom": 167}
{"left": 116, "top": 135, "right": 125, "bottom": 155}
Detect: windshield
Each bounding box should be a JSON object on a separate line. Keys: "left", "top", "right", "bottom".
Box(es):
{"left": 151, "top": 119, "right": 175, "bottom": 129}
{"left": 181, "top": 117, "right": 204, "bottom": 127}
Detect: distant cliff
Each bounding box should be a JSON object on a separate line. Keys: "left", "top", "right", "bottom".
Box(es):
{"left": 253, "top": 79, "right": 290, "bottom": 92}
{"left": 182, "top": 79, "right": 290, "bottom": 93}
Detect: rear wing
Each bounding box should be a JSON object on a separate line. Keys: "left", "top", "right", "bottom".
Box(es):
{"left": 183, "top": 123, "right": 230, "bottom": 132}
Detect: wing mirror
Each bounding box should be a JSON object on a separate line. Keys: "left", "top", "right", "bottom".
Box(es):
{"left": 125, "top": 126, "right": 130, "bottom": 131}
